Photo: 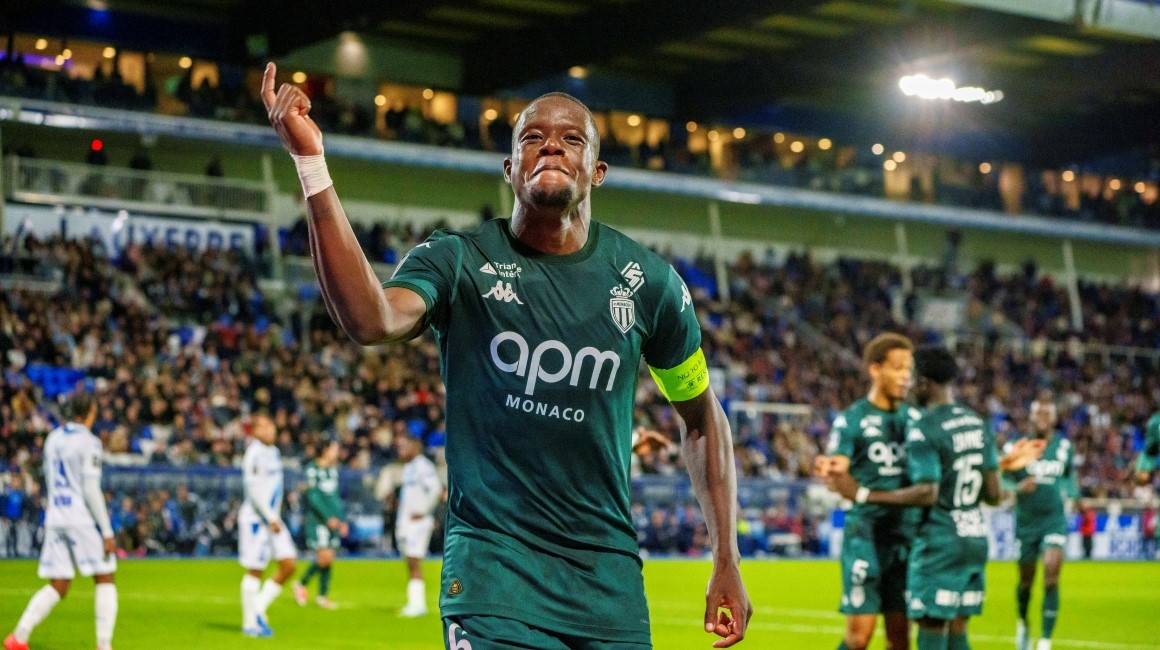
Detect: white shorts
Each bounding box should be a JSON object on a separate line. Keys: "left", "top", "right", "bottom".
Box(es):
{"left": 238, "top": 511, "right": 297, "bottom": 571}
{"left": 38, "top": 526, "right": 116, "bottom": 580}
{"left": 395, "top": 515, "right": 434, "bottom": 559}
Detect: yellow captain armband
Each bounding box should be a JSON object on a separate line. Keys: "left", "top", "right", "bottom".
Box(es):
{"left": 648, "top": 349, "right": 710, "bottom": 402}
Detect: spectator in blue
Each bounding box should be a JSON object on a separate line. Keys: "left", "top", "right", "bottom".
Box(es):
{"left": 3, "top": 473, "right": 26, "bottom": 557}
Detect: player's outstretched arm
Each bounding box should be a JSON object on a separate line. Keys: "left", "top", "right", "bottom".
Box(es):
{"left": 831, "top": 473, "right": 939, "bottom": 507}
{"left": 261, "top": 62, "right": 426, "bottom": 345}
{"left": 673, "top": 386, "right": 752, "bottom": 648}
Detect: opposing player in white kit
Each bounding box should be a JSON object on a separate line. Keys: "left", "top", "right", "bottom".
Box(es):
{"left": 5, "top": 392, "right": 118, "bottom": 650}
{"left": 395, "top": 432, "right": 442, "bottom": 618}
{"left": 238, "top": 412, "right": 297, "bottom": 638}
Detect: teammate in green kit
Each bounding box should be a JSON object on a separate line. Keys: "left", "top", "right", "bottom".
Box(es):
{"left": 1134, "top": 411, "right": 1160, "bottom": 486}
{"left": 1000, "top": 392, "right": 1076, "bottom": 650}
{"left": 262, "top": 64, "right": 751, "bottom": 649}
{"left": 816, "top": 332, "right": 915, "bottom": 650}
{"left": 832, "top": 346, "right": 1003, "bottom": 650}
{"left": 293, "top": 438, "right": 347, "bottom": 609}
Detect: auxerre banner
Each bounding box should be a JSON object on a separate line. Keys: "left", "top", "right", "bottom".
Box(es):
{"left": 3, "top": 203, "right": 256, "bottom": 255}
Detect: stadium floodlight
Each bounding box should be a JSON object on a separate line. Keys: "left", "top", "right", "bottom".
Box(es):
{"left": 899, "top": 74, "right": 1003, "bottom": 104}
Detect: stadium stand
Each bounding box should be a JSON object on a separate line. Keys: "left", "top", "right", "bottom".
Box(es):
{"left": 1, "top": 231, "right": 1156, "bottom": 559}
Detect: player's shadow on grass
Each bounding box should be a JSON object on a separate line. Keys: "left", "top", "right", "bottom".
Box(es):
{"left": 203, "top": 621, "right": 242, "bottom": 633}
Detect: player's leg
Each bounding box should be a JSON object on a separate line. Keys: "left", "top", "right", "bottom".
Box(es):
{"left": 294, "top": 547, "right": 319, "bottom": 607}
{"left": 839, "top": 615, "right": 877, "bottom": 650}
{"left": 880, "top": 540, "right": 911, "bottom": 650}
{"left": 915, "top": 617, "right": 950, "bottom": 650}
{"left": 1037, "top": 543, "right": 1065, "bottom": 650}
{"left": 255, "top": 526, "right": 298, "bottom": 625}
{"left": 400, "top": 517, "right": 434, "bottom": 617}
{"left": 883, "top": 612, "right": 910, "bottom": 650}
{"left": 93, "top": 574, "right": 117, "bottom": 650}
{"left": 5, "top": 580, "right": 69, "bottom": 650}
{"left": 296, "top": 524, "right": 326, "bottom": 605}
{"left": 442, "top": 615, "right": 570, "bottom": 650}
{"left": 238, "top": 517, "right": 269, "bottom": 636}
{"left": 1015, "top": 536, "right": 1040, "bottom": 650}
{"left": 314, "top": 547, "right": 337, "bottom": 609}
{"left": 837, "top": 533, "right": 882, "bottom": 650}
{"left": 72, "top": 523, "right": 118, "bottom": 650}
{"left": 7, "top": 529, "right": 75, "bottom": 649}
{"left": 948, "top": 616, "right": 970, "bottom": 650}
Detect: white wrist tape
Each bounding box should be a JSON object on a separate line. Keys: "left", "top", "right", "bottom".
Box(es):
{"left": 855, "top": 486, "right": 871, "bottom": 504}
{"left": 291, "top": 152, "right": 333, "bottom": 198}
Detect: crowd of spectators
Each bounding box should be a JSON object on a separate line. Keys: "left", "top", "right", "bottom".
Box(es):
{"left": 0, "top": 231, "right": 1157, "bottom": 559}
{"left": 3, "top": 51, "right": 1158, "bottom": 229}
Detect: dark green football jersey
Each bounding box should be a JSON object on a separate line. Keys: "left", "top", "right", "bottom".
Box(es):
{"left": 304, "top": 462, "right": 344, "bottom": 525}
{"left": 1136, "top": 413, "right": 1160, "bottom": 473}
{"left": 1003, "top": 433, "right": 1077, "bottom": 524}
{"left": 828, "top": 398, "right": 916, "bottom": 533}
{"left": 906, "top": 404, "right": 999, "bottom": 540}
{"left": 384, "top": 218, "right": 701, "bottom": 642}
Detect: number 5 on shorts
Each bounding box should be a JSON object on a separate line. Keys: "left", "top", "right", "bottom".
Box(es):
{"left": 448, "top": 623, "right": 473, "bottom": 650}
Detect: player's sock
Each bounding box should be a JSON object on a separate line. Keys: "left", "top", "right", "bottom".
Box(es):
{"left": 318, "top": 566, "right": 332, "bottom": 597}
{"left": 1016, "top": 585, "right": 1031, "bottom": 621}
{"left": 255, "top": 579, "right": 283, "bottom": 615}
{"left": 947, "top": 631, "right": 969, "bottom": 650}
{"left": 916, "top": 627, "right": 949, "bottom": 650}
{"left": 13, "top": 585, "right": 61, "bottom": 642}
{"left": 94, "top": 583, "right": 117, "bottom": 650}
{"left": 241, "top": 575, "right": 261, "bottom": 629}
{"left": 299, "top": 562, "right": 319, "bottom": 586}
{"left": 406, "top": 578, "right": 425, "bottom": 609}
{"left": 1042, "top": 586, "right": 1059, "bottom": 639}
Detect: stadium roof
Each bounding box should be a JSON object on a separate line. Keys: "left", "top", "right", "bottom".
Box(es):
{"left": 8, "top": 0, "right": 1160, "bottom": 169}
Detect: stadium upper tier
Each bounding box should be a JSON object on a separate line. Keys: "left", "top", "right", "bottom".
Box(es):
{"left": 0, "top": 234, "right": 1154, "bottom": 502}
{"left": 1, "top": 45, "right": 1157, "bottom": 237}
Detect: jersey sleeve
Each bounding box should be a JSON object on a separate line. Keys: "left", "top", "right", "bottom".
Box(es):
{"left": 81, "top": 437, "right": 103, "bottom": 479}
{"left": 642, "top": 266, "right": 706, "bottom": 402}
{"left": 381, "top": 231, "right": 464, "bottom": 333}
{"left": 826, "top": 411, "right": 856, "bottom": 458}
{"left": 1062, "top": 440, "right": 1080, "bottom": 499}
{"left": 906, "top": 419, "right": 941, "bottom": 484}
{"left": 982, "top": 421, "right": 1000, "bottom": 472}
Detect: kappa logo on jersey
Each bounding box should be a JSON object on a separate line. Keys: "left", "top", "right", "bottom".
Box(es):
{"left": 621, "top": 261, "right": 645, "bottom": 292}
{"left": 482, "top": 281, "right": 524, "bottom": 305}
{"left": 609, "top": 285, "right": 635, "bottom": 333}
{"left": 680, "top": 282, "right": 692, "bottom": 312}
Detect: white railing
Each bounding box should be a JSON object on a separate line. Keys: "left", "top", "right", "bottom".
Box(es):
{"left": 4, "top": 155, "right": 268, "bottom": 220}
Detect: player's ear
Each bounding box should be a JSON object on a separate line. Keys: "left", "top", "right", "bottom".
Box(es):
{"left": 591, "top": 160, "right": 608, "bottom": 188}
{"left": 503, "top": 157, "right": 513, "bottom": 184}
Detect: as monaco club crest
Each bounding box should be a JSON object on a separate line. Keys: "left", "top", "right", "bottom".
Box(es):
{"left": 609, "top": 286, "right": 635, "bottom": 333}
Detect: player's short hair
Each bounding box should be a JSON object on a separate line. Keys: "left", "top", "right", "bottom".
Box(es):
{"left": 913, "top": 346, "right": 958, "bottom": 384}
{"left": 65, "top": 391, "right": 97, "bottom": 421}
{"left": 513, "top": 92, "right": 601, "bottom": 159}
{"left": 1031, "top": 390, "right": 1058, "bottom": 412}
{"left": 862, "top": 332, "right": 913, "bottom": 368}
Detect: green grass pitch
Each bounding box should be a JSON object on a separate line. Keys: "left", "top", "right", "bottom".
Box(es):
{"left": 0, "top": 558, "right": 1156, "bottom": 649}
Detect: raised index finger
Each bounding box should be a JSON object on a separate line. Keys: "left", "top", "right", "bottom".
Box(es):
{"left": 261, "top": 62, "right": 277, "bottom": 111}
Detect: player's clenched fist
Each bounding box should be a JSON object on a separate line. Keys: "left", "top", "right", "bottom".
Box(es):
{"left": 261, "top": 62, "right": 323, "bottom": 156}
